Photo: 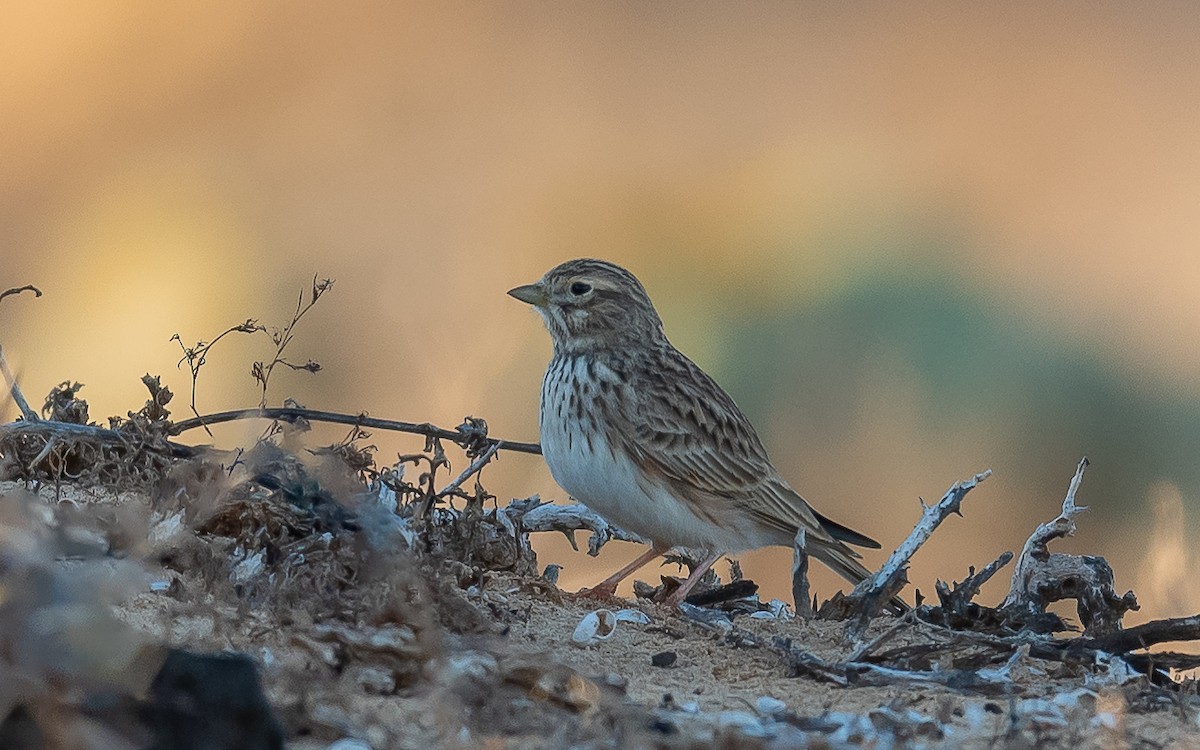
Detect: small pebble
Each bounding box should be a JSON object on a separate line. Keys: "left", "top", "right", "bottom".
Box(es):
{"left": 755, "top": 696, "right": 787, "bottom": 716}
{"left": 651, "top": 651, "right": 677, "bottom": 668}
{"left": 718, "top": 710, "right": 769, "bottom": 738}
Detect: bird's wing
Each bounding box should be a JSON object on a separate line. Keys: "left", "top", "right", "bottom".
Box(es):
{"left": 602, "top": 349, "right": 837, "bottom": 545}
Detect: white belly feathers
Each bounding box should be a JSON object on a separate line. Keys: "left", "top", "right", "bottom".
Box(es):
{"left": 539, "top": 355, "right": 748, "bottom": 551}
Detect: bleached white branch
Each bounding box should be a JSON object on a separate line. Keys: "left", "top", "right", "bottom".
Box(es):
{"left": 792, "top": 527, "right": 812, "bottom": 618}
{"left": 505, "top": 499, "right": 646, "bottom": 556}
{"left": 850, "top": 469, "right": 992, "bottom": 607}
{"left": 1000, "top": 457, "right": 1138, "bottom": 634}
{"left": 1002, "top": 456, "right": 1089, "bottom": 609}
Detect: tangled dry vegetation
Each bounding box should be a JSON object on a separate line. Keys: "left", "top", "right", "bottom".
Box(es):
{"left": 2, "top": 281, "right": 1200, "bottom": 749}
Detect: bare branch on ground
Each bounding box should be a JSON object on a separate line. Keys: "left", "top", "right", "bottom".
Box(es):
{"left": 504, "top": 498, "right": 646, "bottom": 556}
{"left": 1002, "top": 456, "right": 1138, "bottom": 635}
{"left": 832, "top": 470, "right": 992, "bottom": 631}
{"left": 792, "top": 528, "right": 813, "bottom": 618}
{"left": 169, "top": 407, "right": 541, "bottom": 455}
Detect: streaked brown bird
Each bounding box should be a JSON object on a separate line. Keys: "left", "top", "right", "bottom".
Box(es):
{"left": 509, "top": 258, "right": 893, "bottom": 608}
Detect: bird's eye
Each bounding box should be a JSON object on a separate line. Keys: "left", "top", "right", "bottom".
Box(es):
{"left": 569, "top": 281, "right": 592, "bottom": 296}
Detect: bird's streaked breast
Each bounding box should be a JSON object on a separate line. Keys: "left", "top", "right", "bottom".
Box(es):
{"left": 538, "top": 354, "right": 752, "bottom": 551}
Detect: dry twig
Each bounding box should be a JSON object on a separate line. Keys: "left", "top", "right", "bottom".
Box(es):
{"left": 0, "top": 285, "right": 42, "bottom": 304}
{"left": 250, "top": 275, "right": 332, "bottom": 410}
{"left": 169, "top": 406, "right": 540, "bottom": 454}
{"left": 172, "top": 320, "right": 264, "bottom": 435}
{"left": 934, "top": 550, "right": 1015, "bottom": 617}
{"left": 834, "top": 470, "right": 991, "bottom": 631}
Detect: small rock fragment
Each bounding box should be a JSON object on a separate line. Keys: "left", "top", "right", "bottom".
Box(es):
{"left": 598, "top": 672, "right": 628, "bottom": 691}
{"left": 755, "top": 696, "right": 786, "bottom": 716}
{"left": 352, "top": 666, "right": 397, "bottom": 695}
{"left": 651, "top": 651, "right": 677, "bottom": 668}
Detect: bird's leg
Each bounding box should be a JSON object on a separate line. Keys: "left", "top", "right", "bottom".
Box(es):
{"left": 578, "top": 543, "right": 669, "bottom": 599}
{"left": 661, "top": 550, "right": 724, "bottom": 608}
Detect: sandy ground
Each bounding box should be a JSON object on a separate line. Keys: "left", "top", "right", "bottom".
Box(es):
{"left": 3, "top": 477, "right": 1200, "bottom": 750}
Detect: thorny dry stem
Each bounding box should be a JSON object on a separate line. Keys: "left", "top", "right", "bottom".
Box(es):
{"left": 839, "top": 469, "right": 992, "bottom": 632}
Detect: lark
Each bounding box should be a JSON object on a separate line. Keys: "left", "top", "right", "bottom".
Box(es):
{"left": 509, "top": 258, "right": 893, "bottom": 608}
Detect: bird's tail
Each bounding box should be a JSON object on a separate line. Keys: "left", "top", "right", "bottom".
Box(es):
{"left": 812, "top": 541, "right": 909, "bottom": 615}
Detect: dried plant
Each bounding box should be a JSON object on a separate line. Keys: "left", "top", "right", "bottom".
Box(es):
{"left": 42, "top": 381, "right": 90, "bottom": 424}
{"left": 250, "top": 274, "right": 332, "bottom": 409}
{"left": 171, "top": 274, "right": 333, "bottom": 435}
{"left": 171, "top": 319, "right": 263, "bottom": 435}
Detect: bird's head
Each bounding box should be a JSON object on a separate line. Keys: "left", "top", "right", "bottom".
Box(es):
{"left": 508, "top": 258, "right": 665, "bottom": 353}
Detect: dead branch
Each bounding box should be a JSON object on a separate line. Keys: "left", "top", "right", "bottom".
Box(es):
{"left": 438, "top": 441, "right": 502, "bottom": 497}
{"left": 1004, "top": 456, "right": 1088, "bottom": 607}
{"left": 845, "top": 652, "right": 1022, "bottom": 695}
{"left": 792, "top": 528, "right": 813, "bottom": 618}
{"left": 777, "top": 640, "right": 1022, "bottom": 696}
{"left": 0, "top": 285, "right": 42, "bottom": 303}
{"left": 848, "top": 610, "right": 917, "bottom": 662}
{"left": 1002, "top": 457, "right": 1138, "bottom": 635}
{"left": 837, "top": 470, "right": 992, "bottom": 629}
{"left": 169, "top": 407, "right": 541, "bottom": 455}
{"left": 504, "top": 498, "right": 646, "bottom": 556}
{"left": 935, "top": 550, "right": 1014, "bottom": 615}
{"left": 1061, "top": 613, "right": 1200, "bottom": 656}
{"left": 0, "top": 419, "right": 196, "bottom": 457}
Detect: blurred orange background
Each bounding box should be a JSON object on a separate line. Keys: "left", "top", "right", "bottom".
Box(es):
{"left": 3, "top": 3, "right": 1200, "bottom": 621}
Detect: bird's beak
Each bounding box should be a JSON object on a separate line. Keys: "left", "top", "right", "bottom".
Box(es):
{"left": 507, "top": 282, "right": 548, "bottom": 307}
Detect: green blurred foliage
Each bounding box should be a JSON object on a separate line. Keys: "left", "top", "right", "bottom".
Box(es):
{"left": 709, "top": 243, "right": 1199, "bottom": 525}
